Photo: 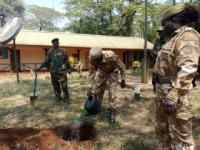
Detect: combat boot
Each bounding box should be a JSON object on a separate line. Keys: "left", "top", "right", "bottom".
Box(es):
{"left": 55, "top": 95, "right": 62, "bottom": 101}
{"left": 63, "top": 95, "right": 70, "bottom": 104}
{"left": 109, "top": 109, "right": 116, "bottom": 124}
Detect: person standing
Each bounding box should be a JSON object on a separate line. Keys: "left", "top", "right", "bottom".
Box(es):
{"left": 154, "top": 5, "right": 200, "bottom": 150}
{"left": 87, "top": 47, "right": 126, "bottom": 124}
{"left": 151, "top": 26, "right": 167, "bottom": 93}
{"left": 75, "top": 60, "right": 83, "bottom": 77}
{"left": 35, "top": 38, "right": 71, "bottom": 103}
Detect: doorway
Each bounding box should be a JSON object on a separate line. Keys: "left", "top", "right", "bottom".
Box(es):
{"left": 10, "top": 48, "right": 21, "bottom": 71}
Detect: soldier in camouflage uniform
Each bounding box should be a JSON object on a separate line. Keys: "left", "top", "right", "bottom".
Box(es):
{"left": 154, "top": 5, "right": 200, "bottom": 150}
{"left": 35, "top": 38, "right": 71, "bottom": 103}
{"left": 152, "top": 26, "right": 166, "bottom": 60}
{"left": 87, "top": 47, "right": 126, "bottom": 123}
{"left": 74, "top": 60, "right": 83, "bottom": 77}
{"left": 151, "top": 26, "right": 166, "bottom": 93}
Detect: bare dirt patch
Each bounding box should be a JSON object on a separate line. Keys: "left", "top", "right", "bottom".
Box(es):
{"left": 0, "top": 122, "right": 97, "bottom": 150}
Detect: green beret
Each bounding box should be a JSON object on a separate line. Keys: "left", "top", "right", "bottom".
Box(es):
{"left": 161, "top": 5, "right": 184, "bottom": 22}
{"left": 51, "top": 38, "right": 59, "bottom": 43}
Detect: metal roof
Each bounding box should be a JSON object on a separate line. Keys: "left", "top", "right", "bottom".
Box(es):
{"left": 12, "top": 30, "right": 153, "bottom": 50}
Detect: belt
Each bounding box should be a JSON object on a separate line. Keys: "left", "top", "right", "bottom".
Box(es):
{"left": 156, "top": 75, "right": 171, "bottom": 84}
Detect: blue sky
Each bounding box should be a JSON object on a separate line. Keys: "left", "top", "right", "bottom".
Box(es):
{"left": 24, "top": 0, "right": 66, "bottom": 27}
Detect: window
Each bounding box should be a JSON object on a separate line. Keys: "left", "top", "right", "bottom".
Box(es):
{"left": 0, "top": 47, "right": 8, "bottom": 59}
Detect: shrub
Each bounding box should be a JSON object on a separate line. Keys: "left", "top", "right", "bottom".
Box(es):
{"left": 132, "top": 60, "right": 141, "bottom": 72}
{"left": 69, "top": 56, "right": 75, "bottom": 66}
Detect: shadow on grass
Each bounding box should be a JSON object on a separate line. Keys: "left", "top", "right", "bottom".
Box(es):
{"left": 0, "top": 79, "right": 53, "bottom": 99}
{"left": 94, "top": 130, "right": 155, "bottom": 150}
{"left": 79, "top": 106, "right": 112, "bottom": 125}
{"left": 193, "top": 116, "right": 200, "bottom": 138}
{"left": 189, "top": 116, "right": 200, "bottom": 149}
{"left": 0, "top": 88, "right": 84, "bottom": 128}
{"left": 0, "top": 103, "right": 64, "bottom": 128}
{"left": 117, "top": 93, "right": 155, "bottom": 118}
{"left": 121, "top": 133, "right": 155, "bottom": 150}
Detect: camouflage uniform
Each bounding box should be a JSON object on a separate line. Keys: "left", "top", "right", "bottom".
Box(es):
{"left": 88, "top": 50, "right": 126, "bottom": 111}
{"left": 152, "top": 35, "right": 167, "bottom": 93}
{"left": 43, "top": 47, "right": 71, "bottom": 99}
{"left": 75, "top": 60, "right": 83, "bottom": 75}
{"left": 154, "top": 26, "right": 200, "bottom": 150}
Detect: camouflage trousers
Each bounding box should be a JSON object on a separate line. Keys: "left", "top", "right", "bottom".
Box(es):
{"left": 50, "top": 73, "right": 69, "bottom": 99}
{"left": 94, "top": 72, "right": 118, "bottom": 111}
{"left": 155, "top": 84, "right": 194, "bottom": 150}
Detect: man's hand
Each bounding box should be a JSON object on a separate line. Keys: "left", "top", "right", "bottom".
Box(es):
{"left": 121, "top": 80, "right": 126, "bottom": 88}
{"left": 162, "top": 98, "right": 177, "bottom": 116}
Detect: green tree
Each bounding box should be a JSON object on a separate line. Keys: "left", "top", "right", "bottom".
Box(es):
{"left": 131, "top": 0, "right": 172, "bottom": 43}
{"left": 63, "top": 0, "right": 141, "bottom": 36}
{"left": 63, "top": 0, "right": 172, "bottom": 42}
{"left": 0, "top": 0, "right": 25, "bottom": 26}
{"left": 24, "top": 5, "right": 63, "bottom": 31}
{"left": 150, "top": 3, "right": 168, "bottom": 42}
{"left": 63, "top": 0, "right": 191, "bottom": 42}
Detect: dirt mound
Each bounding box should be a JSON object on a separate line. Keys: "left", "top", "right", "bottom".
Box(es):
{"left": 0, "top": 122, "right": 97, "bottom": 150}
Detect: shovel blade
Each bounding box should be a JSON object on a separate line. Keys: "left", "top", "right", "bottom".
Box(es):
{"left": 30, "top": 96, "right": 37, "bottom": 101}
{"left": 30, "top": 96, "right": 37, "bottom": 105}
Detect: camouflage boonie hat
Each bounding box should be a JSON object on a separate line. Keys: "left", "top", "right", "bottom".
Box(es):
{"left": 161, "top": 5, "right": 184, "bottom": 22}
{"left": 89, "top": 47, "right": 102, "bottom": 60}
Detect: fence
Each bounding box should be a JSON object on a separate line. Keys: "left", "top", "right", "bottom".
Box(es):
{"left": 0, "top": 63, "right": 43, "bottom": 71}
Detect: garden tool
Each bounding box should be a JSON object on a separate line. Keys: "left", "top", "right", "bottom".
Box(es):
{"left": 84, "top": 93, "right": 101, "bottom": 115}
{"left": 84, "top": 82, "right": 101, "bottom": 115}
{"left": 30, "top": 71, "right": 38, "bottom": 105}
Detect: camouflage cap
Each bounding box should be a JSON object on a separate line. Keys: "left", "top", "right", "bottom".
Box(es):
{"left": 51, "top": 38, "right": 59, "bottom": 43}
{"left": 89, "top": 47, "right": 102, "bottom": 60}
{"left": 161, "top": 5, "right": 185, "bottom": 22}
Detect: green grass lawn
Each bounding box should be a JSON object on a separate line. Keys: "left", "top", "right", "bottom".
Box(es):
{"left": 0, "top": 73, "right": 199, "bottom": 150}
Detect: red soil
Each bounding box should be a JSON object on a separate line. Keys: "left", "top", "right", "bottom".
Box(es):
{"left": 0, "top": 124, "right": 96, "bottom": 150}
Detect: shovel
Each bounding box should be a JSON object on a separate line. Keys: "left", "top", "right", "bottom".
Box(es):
{"left": 30, "top": 72, "right": 38, "bottom": 105}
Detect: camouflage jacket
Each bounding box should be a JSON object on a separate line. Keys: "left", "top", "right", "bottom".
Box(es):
{"left": 43, "top": 48, "right": 71, "bottom": 74}
{"left": 88, "top": 50, "right": 126, "bottom": 85}
{"left": 154, "top": 26, "right": 200, "bottom": 102}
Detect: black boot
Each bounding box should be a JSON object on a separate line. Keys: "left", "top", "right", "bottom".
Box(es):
{"left": 109, "top": 109, "right": 116, "bottom": 124}
{"left": 63, "top": 95, "right": 70, "bottom": 104}
{"left": 55, "top": 95, "right": 62, "bottom": 101}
